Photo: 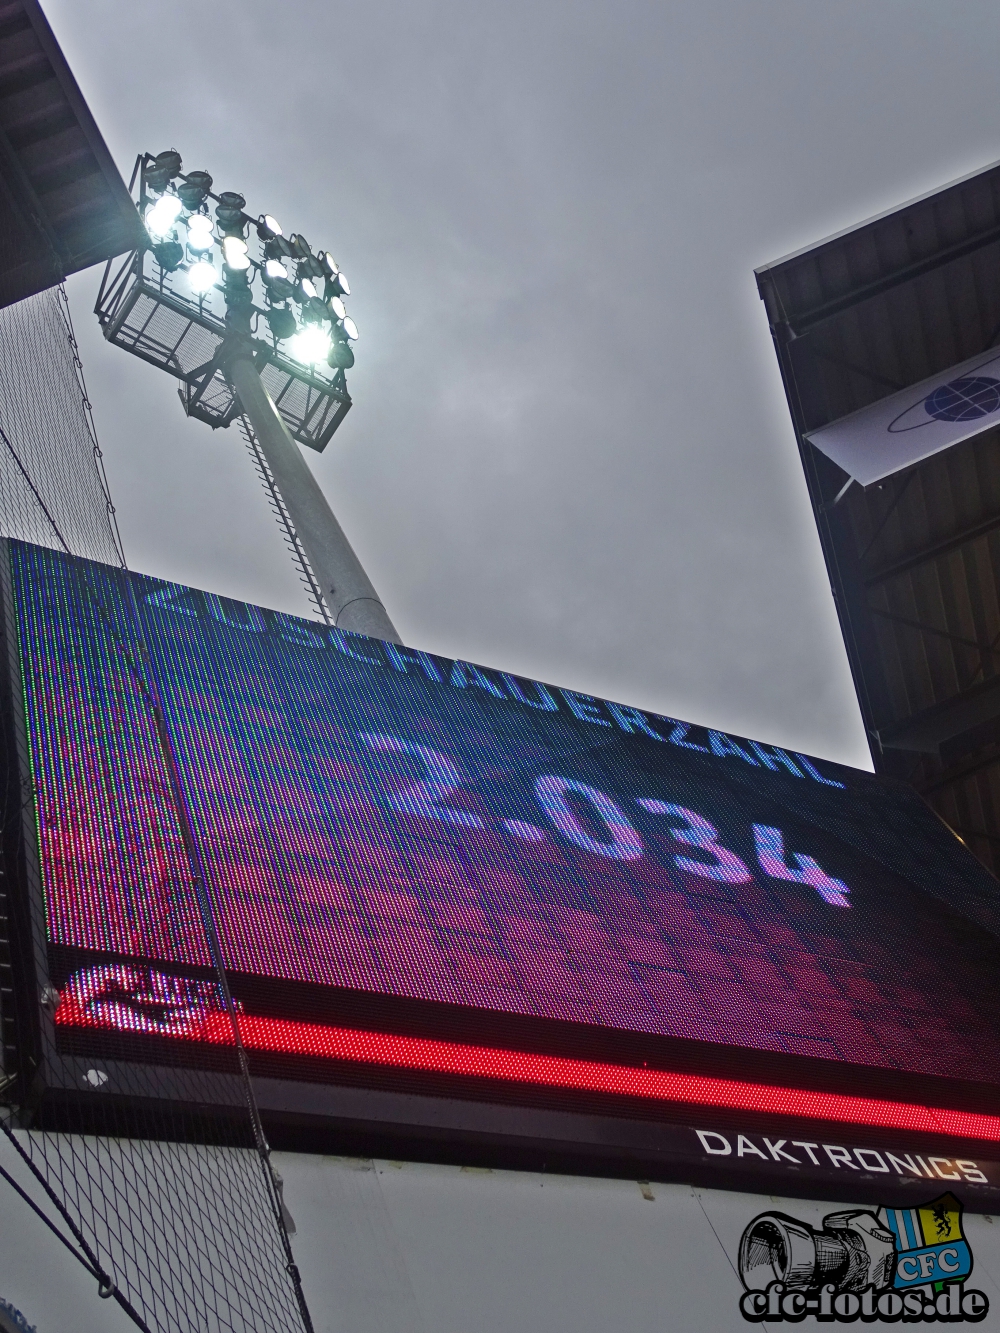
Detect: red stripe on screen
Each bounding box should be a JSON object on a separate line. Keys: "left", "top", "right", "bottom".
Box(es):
{"left": 209, "top": 1011, "right": 1000, "bottom": 1140}
{"left": 57, "top": 998, "right": 1000, "bottom": 1139}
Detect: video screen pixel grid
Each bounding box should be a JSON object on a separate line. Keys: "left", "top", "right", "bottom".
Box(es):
{"left": 12, "top": 542, "right": 1000, "bottom": 1087}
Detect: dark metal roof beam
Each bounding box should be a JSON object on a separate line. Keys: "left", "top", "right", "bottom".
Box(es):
{"left": 867, "top": 605, "right": 1000, "bottom": 661}
{"left": 0, "top": 105, "right": 60, "bottom": 268}
{"left": 0, "top": 4, "right": 26, "bottom": 37}
{"left": 0, "top": 50, "right": 52, "bottom": 98}
{"left": 878, "top": 674, "right": 1000, "bottom": 754}
{"left": 2, "top": 101, "right": 74, "bottom": 148}
{"left": 785, "top": 225, "right": 1000, "bottom": 337}
{"left": 864, "top": 509, "right": 1000, "bottom": 585}
{"left": 799, "top": 341, "right": 905, "bottom": 392}
{"left": 918, "top": 747, "right": 1000, "bottom": 796}
{"left": 29, "top": 143, "right": 96, "bottom": 190}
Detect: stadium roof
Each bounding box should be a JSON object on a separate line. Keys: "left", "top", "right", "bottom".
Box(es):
{"left": 756, "top": 157, "right": 1000, "bottom": 877}
{"left": 0, "top": 0, "right": 141, "bottom": 308}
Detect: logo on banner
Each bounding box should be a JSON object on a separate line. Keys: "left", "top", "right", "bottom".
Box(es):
{"left": 889, "top": 376, "right": 1000, "bottom": 431}
{"left": 738, "top": 1193, "right": 989, "bottom": 1322}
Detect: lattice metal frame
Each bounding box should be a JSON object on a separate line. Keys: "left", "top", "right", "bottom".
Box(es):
{"left": 95, "top": 249, "right": 351, "bottom": 453}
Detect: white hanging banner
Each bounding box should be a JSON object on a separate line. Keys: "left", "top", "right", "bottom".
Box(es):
{"left": 805, "top": 347, "right": 1000, "bottom": 486}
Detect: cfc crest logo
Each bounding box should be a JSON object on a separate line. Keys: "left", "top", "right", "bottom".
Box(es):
{"left": 738, "top": 1193, "right": 989, "bottom": 1323}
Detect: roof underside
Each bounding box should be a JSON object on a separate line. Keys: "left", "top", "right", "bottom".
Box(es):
{"left": 757, "top": 159, "right": 1000, "bottom": 878}
{"left": 0, "top": 0, "right": 141, "bottom": 308}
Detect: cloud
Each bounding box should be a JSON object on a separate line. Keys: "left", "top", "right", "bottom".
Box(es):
{"left": 52, "top": 0, "right": 1000, "bottom": 769}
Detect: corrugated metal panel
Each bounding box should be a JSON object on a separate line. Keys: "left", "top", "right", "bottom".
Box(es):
{"left": 0, "top": 0, "right": 141, "bottom": 307}
{"left": 757, "top": 161, "right": 1000, "bottom": 879}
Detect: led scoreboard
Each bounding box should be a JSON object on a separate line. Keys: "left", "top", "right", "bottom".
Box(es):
{"left": 5, "top": 540, "right": 1000, "bottom": 1199}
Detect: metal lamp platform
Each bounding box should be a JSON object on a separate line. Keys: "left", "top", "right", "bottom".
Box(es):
{"left": 95, "top": 247, "right": 351, "bottom": 452}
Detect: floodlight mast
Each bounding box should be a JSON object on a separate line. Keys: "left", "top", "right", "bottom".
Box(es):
{"left": 96, "top": 150, "right": 400, "bottom": 643}
{"left": 223, "top": 341, "right": 397, "bottom": 639}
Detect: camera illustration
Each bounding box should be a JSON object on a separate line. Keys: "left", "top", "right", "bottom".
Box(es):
{"left": 739, "top": 1209, "right": 896, "bottom": 1294}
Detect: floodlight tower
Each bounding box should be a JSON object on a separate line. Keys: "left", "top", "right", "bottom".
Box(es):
{"left": 95, "top": 150, "right": 400, "bottom": 642}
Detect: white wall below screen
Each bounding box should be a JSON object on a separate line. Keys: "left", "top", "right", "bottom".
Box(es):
{"left": 274, "top": 1153, "right": 1000, "bottom": 1333}
{"left": 0, "top": 1128, "right": 135, "bottom": 1333}
{"left": 1, "top": 1143, "right": 1000, "bottom": 1331}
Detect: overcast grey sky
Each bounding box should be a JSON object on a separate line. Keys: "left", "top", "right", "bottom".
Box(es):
{"left": 43, "top": 0, "right": 1000, "bottom": 770}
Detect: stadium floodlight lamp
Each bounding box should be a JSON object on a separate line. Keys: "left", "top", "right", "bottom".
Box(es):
{"left": 145, "top": 193, "right": 183, "bottom": 240}
{"left": 319, "top": 251, "right": 339, "bottom": 277}
{"left": 144, "top": 148, "right": 182, "bottom": 192}
{"left": 216, "top": 191, "right": 247, "bottom": 237}
{"left": 258, "top": 214, "right": 283, "bottom": 239}
{"left": 263, "top": 258, "right": 294, "bottom": 303}
{"left": 298, "top": 277, "right": 318, "bottom": 301}
{"left": 327, "top": 271, "right": 349, "bottom": 297}
{"left": 341, "top": 316, "right": 359, "bottom": 341}
{"left": 264, "top": 235, "right": 294, "bottom": 263}
{"left": 289, "top": 324, "right": 332, "bottom": 364}
{"left": 328, "top": 335, "right": 355, "bottom": 370}
{"left": 221, "top": 236, "right": 251, "bottom": 270}
{"left": 303, "top": 296, "right": 330, "bottom": 324}
{"left": 186, "top": 213, "right": 214, "bottom": 252}
{"left": 328, "top": 295, "right": 347, "bottom": 321}
{"left": 266, "top": 306, "right": 297, "bottom": 341}
{"left": 265, "top": 280, "right": 295, "bottom": 304}
{"left": 187, "top": 259, "right": 217, "bottom": 295}
{"left": 152, "top": 240, "right": 184, "bottom": 271}
{"left": 178, "top": 170, "right": 213, "bottom": 211}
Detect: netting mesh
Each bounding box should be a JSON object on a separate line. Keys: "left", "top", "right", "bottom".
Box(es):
{"left": 6, "top": 1132, "right": 304, "bottom": 1333}
{"left": 0, "top": 289, "right": 122, "bottom": 567}
{"left": 0, "top": 285, "right": 312, "bottom": 1333}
